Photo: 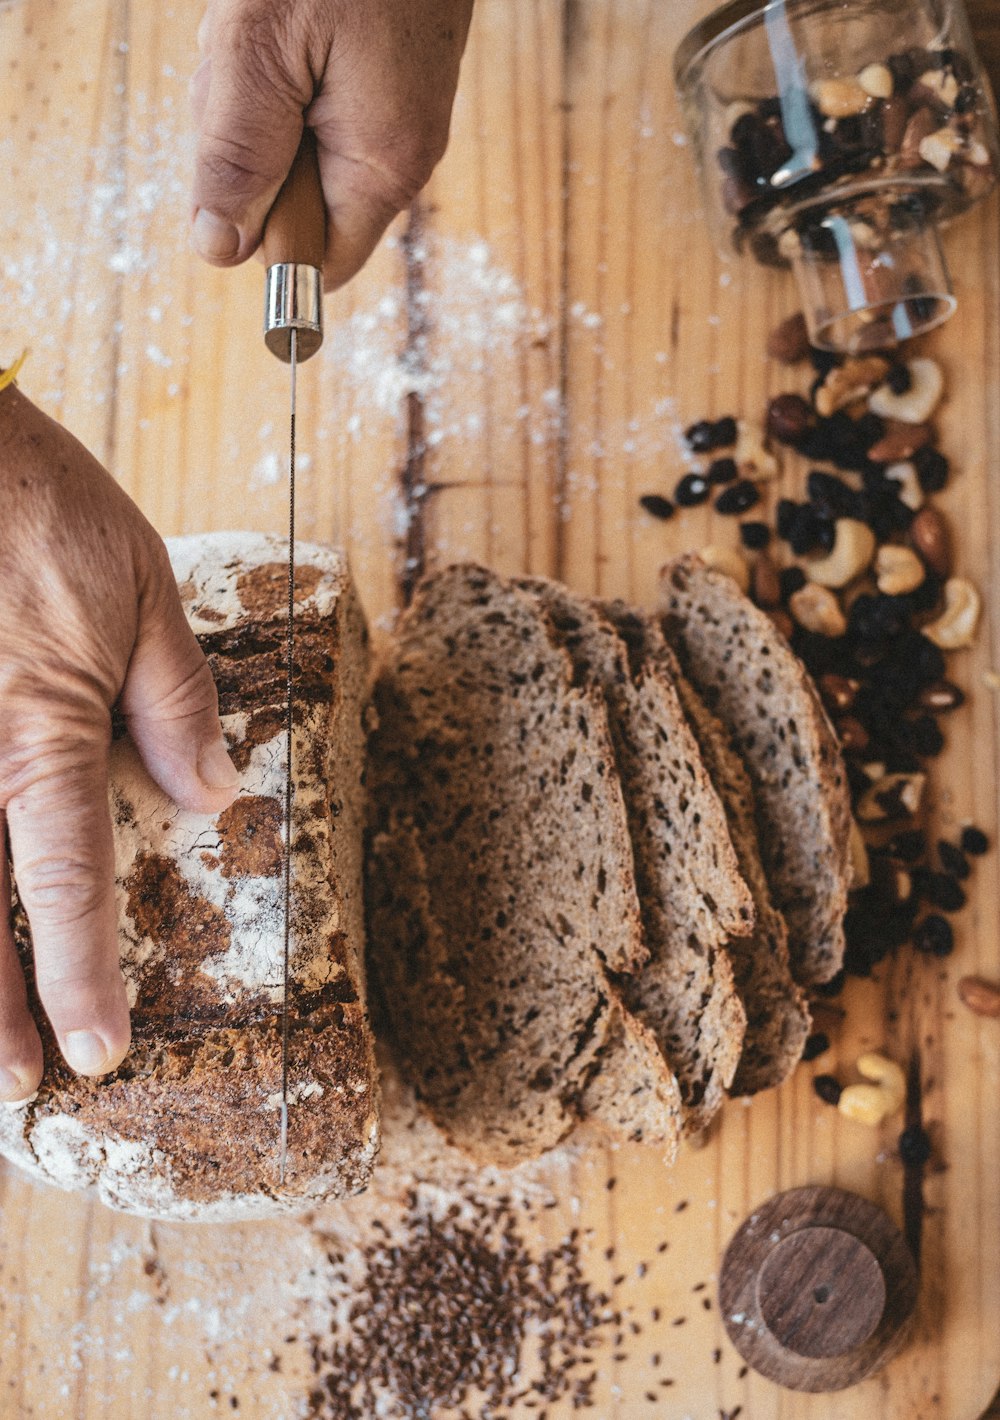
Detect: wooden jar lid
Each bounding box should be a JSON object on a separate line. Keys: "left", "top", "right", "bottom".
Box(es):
{"left": 719, "top": 1185, "right": 918, "bottom": 1393}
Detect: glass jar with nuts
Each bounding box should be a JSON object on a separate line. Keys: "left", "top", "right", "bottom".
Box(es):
{"left": 674, "top": 0, "right": 1000, "bottom": 351}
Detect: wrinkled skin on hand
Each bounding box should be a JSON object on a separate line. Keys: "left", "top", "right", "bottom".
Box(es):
{"left": 0, "top": 388, "right": 238, "bottom": 1100}
{"left": 189, "top": 0, "right": 474, "bottom": 288}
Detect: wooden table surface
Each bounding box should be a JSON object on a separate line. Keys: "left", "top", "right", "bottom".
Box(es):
{"left": 2, "top": 1, "right": 1000, "bottom": 1416}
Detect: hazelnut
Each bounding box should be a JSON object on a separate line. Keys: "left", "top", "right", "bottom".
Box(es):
{"left": 957, "top": 977, "right": 1000, "bottom": 1019}
{"left": 869, "top": 358, "right": 945, "bottom": 424}
{"left": 766, "top": 311, "right": 811, "bottom": 364}
{"left": 875, "top": 544, "right": 926, "bottom": 596}
{"left": 766, "top": 393, "right": 815, "bottom": 445}
{"left": 910, "top": 505, "right": 952, "bottom": 578}
{"left": 701, "top": 545, "right": 750, "bottom": 594}
{"left": 858, "top": 62, "right": 894, "bottom": 100}
{"left": 857, "top": 772, "right": 926, "bottom": 823}
{"left": 815, "top": 356, "right": 891, "bottom": 418}
{"left": 806, "top": 518, "right": 877, "bottom": 589}
{"left": 885, "top": 461, "right": 924, "bottom": 511}
{"left": 867, "top": 420, "right": 933, "bottom": 463}
{"left": 812, "top": 77, "right": 870, "bottom": 118}
{"left": 924, "top": 577, "right": 982, "bottom": 650}
{"left": 790, "top": 584, "right": 848, "bottom": 638}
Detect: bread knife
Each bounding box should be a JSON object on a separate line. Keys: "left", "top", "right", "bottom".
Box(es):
{"left": 262, "top": 131, "right": 326, "bottom": 1184}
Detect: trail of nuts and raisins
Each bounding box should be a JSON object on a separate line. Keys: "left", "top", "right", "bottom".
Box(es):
{"left": 641, "top": 316, "right": 997, "bottom": 1140}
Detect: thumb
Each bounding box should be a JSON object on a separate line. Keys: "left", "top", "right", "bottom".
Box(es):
{"left": 120, "top": 553, "right": 240, "bottom": 815}
{"left": 190, "top": 30, "right": 306, "bottom": 267}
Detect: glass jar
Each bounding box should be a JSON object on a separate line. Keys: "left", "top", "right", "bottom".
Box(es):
{"left": 675, "top": 0, "right": 1000, "bottom": 351}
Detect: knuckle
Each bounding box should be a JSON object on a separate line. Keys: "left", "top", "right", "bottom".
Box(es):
{"left": 0, "top": 727, "right": 106, "bottom": 808}
{"left": 15, "top": 855, "right": 108, "bottom": 928}
{"left": 198, "top": 132, "right": 288, "bottom": 195}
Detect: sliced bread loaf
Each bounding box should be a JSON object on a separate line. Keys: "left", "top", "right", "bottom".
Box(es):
{"left": 659, "top": 555, "right": 852, "bottom": 987}
{"left": 669, "top": 666, "right": 812, "bottom": 1094}
{"left": 519, "top": 579, "right": 751, "bottom": 1134}
{"left": 367, "top": 564, "right": 681, "bottom": 1166}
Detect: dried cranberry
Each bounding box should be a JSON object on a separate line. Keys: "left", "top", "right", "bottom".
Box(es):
{"left": 813, "top": 1074, "right": 842, "bottom": 1106}
{"left": 912, "top": 914, "right": 954, "bottom": 957}
{"left": 766, "top": 394, "right": 815, "bottom": 446}
{"left": 739, "top": 521, "right": 771, "bottom": 550}
{"left": 961, "top": 826, "right": 990, "bottom": 856}
{"left": 675, "top": 473, "right": 711, "bottom": 507}
{"left": 938, "top": 841, "right": 970, "bottom": 880}
{"left": 715, "top": 480, "right": 760, "bottom": 515}
{"left": 898, "top": 1125, "right": 933, "bottom": 1167}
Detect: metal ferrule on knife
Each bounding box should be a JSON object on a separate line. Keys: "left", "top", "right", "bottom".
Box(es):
{"left": 264, "top": 263, "right": 324, "bottom": 364}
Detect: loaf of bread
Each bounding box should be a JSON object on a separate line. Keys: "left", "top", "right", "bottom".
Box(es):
{"left": 660, "top": 555, "right": 852, "bottom": 987}
{"left": 519, "top": 582, "right": 752, "bottom": 1134}
{"left": 0, "top": 534, "right": 379, "bottom": 1221}
{"left": 366, "top": 564, "right": 683, "bottom": 1166}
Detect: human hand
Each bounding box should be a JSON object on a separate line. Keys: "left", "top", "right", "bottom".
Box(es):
{"left": 0, "top": 387, "right": 239, "bottom": 1101}
{"left": 189, "top": 0, "right": 474, "bottom": 290}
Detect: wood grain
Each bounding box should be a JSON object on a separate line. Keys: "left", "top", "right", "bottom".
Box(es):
{"left": 1, "top": 0, "right": 999, "bottom": 1416}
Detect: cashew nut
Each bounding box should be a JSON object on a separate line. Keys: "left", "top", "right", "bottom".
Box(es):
{"left": 924, "top": 577, "right": 982, "bottom": 650}
{"left": 875, "top": 544, "right": 926, "bottom": 596}
{"left": 806, "top": 518, "right": 877, "bottom": 589}
{"left": 815, "top": 356, "right": 891, "bottom": 417}
{"left": 884, "top": 461, "right": 924, "bottom": 511}
{"left": 735, "top": 419, "right": 779, "bottom": 482}
{"left": 838, "top": 1053, "right": 906, "bottom": 1126}
{"left": 857, "top": 772, "right": 926, "bottom": 823}
{"left": 701, "top": 545, "right": 750, "bottom": 594}
{"left": 790, "top": 584, "right": 847, "bottom": 638}
{"left": 858, "top": 63, "right": 894, "bottom": 100}
{"left": 811, "top": 77, "right": 869, "bottom": 118}
{"left": 869, "top": 357, "right": 945, "bottom": 424}
{"left": 919, "top": 126, "right": 963, "bottom": 172}
{"left": 918, "top": 69, "right": 960, "bottom": 108}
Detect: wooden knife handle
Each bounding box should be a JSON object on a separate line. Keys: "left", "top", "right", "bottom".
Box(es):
{"left": 262, "top": 130, "right": 327, "bottom": 272}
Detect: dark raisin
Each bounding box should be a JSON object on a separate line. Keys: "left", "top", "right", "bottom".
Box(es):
{"left": 898, "top": 1124, "right": 933, "bottom": 1166}
{"left": 853, "top": 411, "right": 887, "bottom": 451}
{"left": 715, "top": 480, "right": 760, "bottom": 515}
{"left": 885, "top": 363, "right": 913, "bottom": 395}
{"left": 675, "top": 472, "right": 711, "bottom": 507}
{"left": 925, "top": 874, "right": 966, "bottom": 913}
{"left": 815, "top": 968, "right": 846, "bottom": 998}
{"left": 684, "top": 420, "right": 716, "bottom": 453}
{"left": 905, "top": 715, "right": 945, "bottom": 758}
{"left": 739, "top": 521, "right": 771, "bottom": 550}
{"left": 807, "top": 469, "right": 863, "bottom": 520}
{"left": 912, "top": 913, "right": 954, "bottom": 957}
{"left": 955, "top": 84, "right": 978, "bottom": 115}
{"left": 813, "top": 1074, "right": 842, "bottom": 1106}
{"left": 914, "top": 446, "right": 949, "bottom": 494}
{"left": 788, "top": 504, "right": 828, "bottom": 556}
{"left": 639, "top": 494, "right": 676, "bottom": 521}
{"left": 886, "top": 829, "right": 926, "bottom": 862}
{"left": 779, "top": 565, "right": 807, "bottom": 601}
{"left": 714, "top": 416, "right": 738, "bottom": 447}
{"left": 707, "top": 456, "right": 738, "bottom": 486}
{"left": 961, "top": 826, "right": 990, "bottom": 856}
{"left": 802, "top": 1033, "right": 830, "bottom": 1062}
{"left": 766, "top": 393, "right": 815, "bottom": 445}
{"left": 938, "top": 841, "right": 970, "bottom": 880}
{"left": 777, "top": 498, "right": 800, "bottom": 540}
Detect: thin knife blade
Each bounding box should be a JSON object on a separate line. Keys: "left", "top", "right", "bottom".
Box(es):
{"left": 278, "top": 325, "right": 298, "bottom": 1186}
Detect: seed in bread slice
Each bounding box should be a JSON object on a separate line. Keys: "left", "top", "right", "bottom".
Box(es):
{"left": 659, "top": 555, "right": 852, "bottom": 988}
{"left": 519, "top": 579, "right": 752, "bottom": 1135}
{"left": 366, "top": 564, "right": 681, "bottom": 1165}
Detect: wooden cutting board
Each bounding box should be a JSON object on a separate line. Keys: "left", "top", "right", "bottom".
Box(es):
{"left": 1, "top": 1, "right": 999, "bottom": 1415}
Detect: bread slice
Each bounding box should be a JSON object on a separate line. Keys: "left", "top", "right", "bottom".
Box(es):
{"left": 1, "top": 535, "right": 379, "bottom": 1220}
{"left": 366, "top": 564, "right": 682, "bottom": 1166}
{"left": 519, "top": 579, "right": 751, "bottom": 1134}
{"left": 669, "top": 666, "right": 812, "bottom": 1094}
{"left": 659, "top": 555, "right": 852, "bottom": 987}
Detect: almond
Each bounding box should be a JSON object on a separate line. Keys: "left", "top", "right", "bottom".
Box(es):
{"left": 766, "top": 311, "right": 811, "bottom": 364}
{"left": 868, "top": 420, "right": 933, "bottom": 462}
{"left": 958, "top": 977, "right": 1000, "bottom": 1019}
{"left": 910, "top": 506, "right": 952, "bottom": 578}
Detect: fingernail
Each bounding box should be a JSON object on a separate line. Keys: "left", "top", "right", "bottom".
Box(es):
{"left": 198, "top": 737, "right": 240, "bottom": 791}
{"left": 0, "top": 1065, "right": 29, "bottom": 1101}
{"left": 193, "top": 208, "right": 240, "bottom": 261}
{"left": 64, "top": 1030, "right": 111, "bottom": 1075}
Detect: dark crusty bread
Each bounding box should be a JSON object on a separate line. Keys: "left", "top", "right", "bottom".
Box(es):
{"left": 0, "top": 534, "right": 379, "bottom": 1220}
{"left": 366, "top": 564, "right": 682, "bottom": 1166}
{"left": 659, "top": 555, "right": 852, "bottom": 988}
{"left": 669, "top": 668, "right": 812, "bottom": 1094}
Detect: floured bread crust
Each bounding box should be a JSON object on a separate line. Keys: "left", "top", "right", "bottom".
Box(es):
{"left": 0, "top": 534, "right": 379, "bottom": 1221}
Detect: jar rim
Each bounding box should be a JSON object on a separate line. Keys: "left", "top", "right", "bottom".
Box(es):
{"left": 674, "top": 0, "right": 790, "bottom": 89}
